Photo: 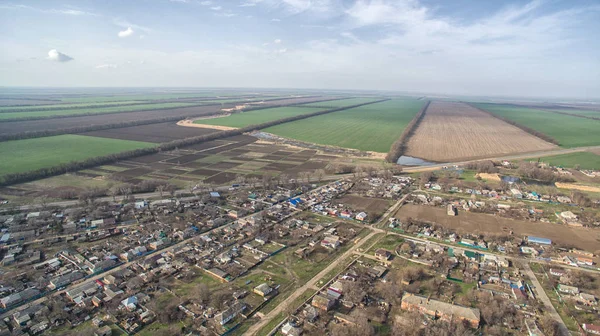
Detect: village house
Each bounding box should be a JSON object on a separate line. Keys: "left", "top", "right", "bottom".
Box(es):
{"left": 374, "top": 248, "right": 392, "bottom": 261}
{"left": 557, "top": 284, "right": 579, "bottom": 295}
{"left": 312, "top": 294, "right": 335, "bottom": 311}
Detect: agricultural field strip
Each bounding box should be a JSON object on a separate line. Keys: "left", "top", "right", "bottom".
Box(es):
{"left": 263, "top": 99, "right": 425, "bottom": 153}
{"left": 534, "top": 152, "right": 600, "bottom": 170}
{"left": 0, "top": 102, "right": 204, "bottom": 120}
{"left": 473, "top": 103, "right": 600, "bottom": 148}
{"left": 0, "top": 135, "right": 154, "bottom": 178}
{"left": 297, "top": 97, "right": 383, "bottom": 108}
{"left": 404, "top": 101, "right": 557, "bottom": 162}
{"left": 195, "top": 106, "right": 327, "bottom": 128}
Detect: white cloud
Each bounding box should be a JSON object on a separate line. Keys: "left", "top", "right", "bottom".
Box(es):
{"left": 113, "top": 19, "right": 152, "bottom": 33}
{"left": 271, "top": 18, "right": 281, "bottom": 22}
{"left": 199, "top": 1, "right": 212, "bottom": 5}
{"left": 169, "top": 0, "right": 190, "bottom": 2}
{"left": 47, "top": 49, "right": 73, "bottom": 62}
{"left": 95, "top": 64, "right": 118, "bottom": 69}
{"left": 139, "top": 34, "right": 145, "bottom": 39}
{"left": 275, "top": 48, "right": 287, "bottom": 54}
{"left": 0, "top": 4, "right": 97, "bottom": 16}
{"left": 274, "top": 39, "right": 282, "bottom": 44}
{"left": 211, "top": 6, "right": 222, "bottom": 11}
{"left": 118, "top": 27, "right": 134, "bottom": 38}
{"left": 240, "top": 2, "right": 257, "bottom": 7}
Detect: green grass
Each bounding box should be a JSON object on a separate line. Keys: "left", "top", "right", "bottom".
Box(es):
{"left": 256, "top": 312, "right": 286, "bottom": 336}
{"left": 474, "top": 103, "right": 600, "bottom": 148}
{"left": 368, "top": 234, "right": 403, "bottom": 253}
{"left": 0, "top": 102, "right": 198, "bottom": 120}
{"left": 0, "top": 135, "right": 153, "bottom": 178}
{"left": 299, "top": 97, "right": 381, "bottom": 108}
{"left": 264, "top": 99, "right": 425, "bottom": 153}
{"left": 195, "top": 106, "right": 325, "bottom": 128}
{"left": 536, "top": 152, "right": 600, "bottom": 170}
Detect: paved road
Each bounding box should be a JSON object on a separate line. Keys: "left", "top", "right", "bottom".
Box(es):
{"left": 246, "top": 230, "right": 380, "bottom": 335}
{"left": 523, "top": 263, "right": 570, "bottom": 336}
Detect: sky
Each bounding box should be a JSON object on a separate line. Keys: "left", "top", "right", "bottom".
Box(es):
{"left": 0, "top": 0, "right": 599, "bottom": 98}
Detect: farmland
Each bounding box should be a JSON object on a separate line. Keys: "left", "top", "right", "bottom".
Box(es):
{"left": 537, "top": 152, "right": 600, "bottom": 170}
{"left": 298, "top": 97, "right": 380, "bottom": 108}
{"left": 194, "top": 106, "right": 325, "bottom": 128}
{"left": 394, "top": 204, "right": 600, "bottom": 252}
{"left": 263, "top": 99, "right": 424, "bottom": 153}
{"left": 473, "top": 103, "right": 600, "bottom": 147}
{"left": 404, "top": 101, "right": 556, "bottom": 162}
{"left": 0, "top": 105, "right": 226, "bottom": 136}
{"left": 81, "top": 122, "right": 219, "bottom": 143}
{"left": 0, "top": 101, "right": 143, "bottom": 111}
{"left": 0, "top": 102, "right": 202, "bottom": 120}
{"left": 0, "top": 135, "right": 153, "bottom": 178}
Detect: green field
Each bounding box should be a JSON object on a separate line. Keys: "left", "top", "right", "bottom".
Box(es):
{"left": 195, "top": 106, "right": 325, "bottom": 128}
{"left": 264, "top": 99, "right": 424, "bottom": 153}
{"left": 0, "top": 135, "right": 153, "bottom": 177}
{"left": 0, "top": 102, "right": 201, "bottom": 120}
{"left": 536, "top": 152, "right": 600, "bottom": 170}
{"left": 547, "top": 108, "right": 600, "bottom": 117}
{"left": 474, "top": 103, "right": 600, "bottom": 148}
{"left": 299, "top": 97, "right": 381, "bottom": 108}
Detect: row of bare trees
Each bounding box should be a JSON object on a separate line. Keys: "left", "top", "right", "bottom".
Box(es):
{"left": 385, "top": 100, "right": 431, "bottom": 163}
{"left": 1, "top": 99, "right": 389, "bottom": 186}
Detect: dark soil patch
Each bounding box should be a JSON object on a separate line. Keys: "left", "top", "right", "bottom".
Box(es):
{"left": 208, "top": 161, "right": 242, "bottom": 170}
{"left": 161, "top": 168, "right": 188, "bottom": 175}
{"left": 165, "top": 154, "right": 207, "bottom": 164}
{"left": 312, "top": 155, "right": 338, "bottom": 160}
{"left": 262, "top": 155, "right": 286, "bottom": 161}
{"left": 172, "top": 176, "right": 200, "bottom": 182}
{"left": 128, "top": 153, "right": 173, "bottom": 163}
{"left": 295, "top": 161, "right": 327, "bottom": 170}
{"left": 229, "top": 156, "right": 254, "bottom": 161}
{"left": 186, "top": 141, "right": 226, "bottom": 151}
{"left": 145, "top": 162, "right": 178, "bottom": 171}
{"left": 145, "top": 174, "right": 171, "bottom": 180}
{"left": 265, "top": 163, "right": 298, "bottom": 170}
{"left": 272, "top": 151, "right": 295, "bottom": 156}
{"left": 82, "top": 122, "right": 219, "bottom": 143}
{"left": 188, "top": 169, "right": 219, "bottom": 176}
{"left": 204, "top": 172, "right": 238, "bottom": 184}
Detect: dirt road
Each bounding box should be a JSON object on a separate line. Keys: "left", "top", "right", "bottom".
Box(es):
{"left": 245, "top": 230, "right": 380, "bottom": 335}
{"left": 523, "top": 263, "right": 570, "bottom": 336}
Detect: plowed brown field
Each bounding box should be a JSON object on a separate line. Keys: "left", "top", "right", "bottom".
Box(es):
{"left": 404, "top": 101, "right": 556, "bottom": 162}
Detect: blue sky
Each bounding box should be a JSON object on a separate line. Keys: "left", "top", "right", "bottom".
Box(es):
{"left": 0, "top": 0, "right": 599, "bottom": 98}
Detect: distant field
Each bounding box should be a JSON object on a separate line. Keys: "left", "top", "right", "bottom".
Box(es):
{"left": 298, "top": 97, "right": 379, "bottom": 108}
{"left": 59, "top": 92, "right": 250, "bottom": 103}
{"left": 194, "top": 106, "right": 325, "bottom": 128}
{"left": 537, "top": 152, "right": 600, "bottom": 170}
{"left": 0, "top": 135, "right": 153, "bottom": 178}
{"left": 474, "top": 103, "right": 600, "bottom": 148}
{"left": 264, "top": 99, "right": 424, "bottom": 153}
{"left": 0, "top": 102, "right": 201, "bottom": 120}
{"left": 0, "top": 101, "right": 143, "bottom": 112}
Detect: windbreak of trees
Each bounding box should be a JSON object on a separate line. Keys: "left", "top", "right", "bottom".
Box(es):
{"left": 386, "top": 100, "right": 431, "bottom": 163}
{"left": 0, "top": 103, "right": 214, "bottom": 123}
{"left": 0, "top": 99, "right": 388, "bottom": 186}
{"left": 467, "top": 103, "right": 559, "bottom": 145}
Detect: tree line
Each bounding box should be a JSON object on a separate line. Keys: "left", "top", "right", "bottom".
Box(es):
{"left": 385, "top": 100, "right": 431, "bottom": 163}
{"left": 467, "top": 103, "right": 560, "bottom": 145}
{"left": 0, "top": 102, "right": 217, "bottom": 123}
{"left": 0, "top": 96, "right": 344, "bottom": 142}
{"left": 0, "top": 98, "right": 388, "bottom": 186}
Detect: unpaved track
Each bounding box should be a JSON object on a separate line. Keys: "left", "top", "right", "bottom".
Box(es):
{"left": 523, "top": 264, "right": 569, "bottom": 336}
{"left": 404, "top": 101, "right": 556, "bottom": 162}
{"left": 245, "top": 230, "right": 380, "bottom": 335}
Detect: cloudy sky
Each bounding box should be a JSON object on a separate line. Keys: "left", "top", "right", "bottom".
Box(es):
{"left": 0, "top": 0, "right": 599, "bottom": 98}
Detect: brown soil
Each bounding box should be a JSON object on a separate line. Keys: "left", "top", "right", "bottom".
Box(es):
{"left": 404, "top": 101, "right": 557, "bottom": 162}
{"left": 395, "top": 204, "right": 600, "bottom": 252}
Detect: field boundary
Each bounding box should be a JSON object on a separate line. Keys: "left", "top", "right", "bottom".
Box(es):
{"left": 0, "top": 99, "right": 388, "bottom": 186}
{"left": 466, "top": 102, "right": 559, "bottom": 145}
{"left": 385, "top": 100, "right": 430, "bottom": 163}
